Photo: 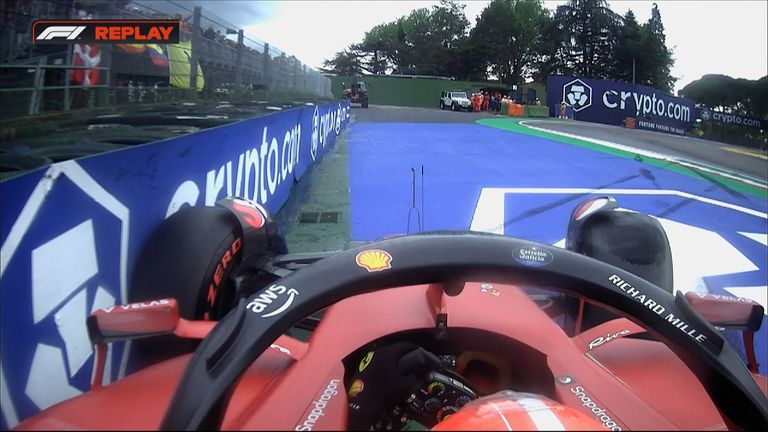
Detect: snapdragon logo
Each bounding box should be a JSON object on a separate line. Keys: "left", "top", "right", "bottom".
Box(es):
{"left": 602, "top": 89, "right": 690, "bottom": 122}
{"left": 295, "top": 379, "right": 341, "bottom": 431}
{"left": 570, "top": 386, "right": 622, "bottom": 431}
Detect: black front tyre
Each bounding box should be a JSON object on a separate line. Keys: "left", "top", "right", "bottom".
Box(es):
{"left": 362, "top": 98, "right": 369, "bottom": 108}
{"left": 439, "top": 101, "right": 445, "bottom": 110}
{"left": 129, "top": 205, "right": 243, "bottom": 367}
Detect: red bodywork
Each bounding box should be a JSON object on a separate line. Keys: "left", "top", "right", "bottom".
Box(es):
{"left": 16, "top": 282, "right": 768, "bottom": 430}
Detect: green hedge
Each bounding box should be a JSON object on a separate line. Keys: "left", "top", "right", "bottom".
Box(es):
{"left": 330, "top": 75, "right": 548, "bottom": 109}
{"left": 524, "top": 106, "right": 549, "bottom": 117}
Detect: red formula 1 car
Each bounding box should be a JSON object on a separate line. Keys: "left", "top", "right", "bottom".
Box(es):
{"left": 14, "top": 197, "right": 768, "bottom": 431}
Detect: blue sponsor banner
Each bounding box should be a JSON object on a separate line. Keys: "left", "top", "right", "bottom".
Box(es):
{"left": 546, "top": 75, "right": 695, "bottom": 135}
{"left": 699, "top": 108, "right": 765, "bottom": 130}
{"left": 0, "top": 100, "right": 349, "bottom": 429}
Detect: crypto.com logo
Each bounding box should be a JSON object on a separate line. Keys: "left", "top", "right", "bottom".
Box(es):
{"left": 563, "top": 79, "right": 592, "bottom": 112}
{"left": 36, "top": 26, "right": 85, "bottom": 41}
{"left": 311, "top": 106, "right": 320, "bottom": 161}
{"left": 0, "top": 161, "right": 129, "bottom": 429}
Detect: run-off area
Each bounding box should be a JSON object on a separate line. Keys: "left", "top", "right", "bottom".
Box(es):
{"left": 348, "top": 121, "right": 768, "bottom": 373}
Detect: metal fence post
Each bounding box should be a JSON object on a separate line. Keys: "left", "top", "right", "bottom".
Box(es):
{"left": 189, "top": 6, "right": 201, "bottom": 97}
{"left": 29, "top": 58, "right": 45, "bottom": 115}
{"left": 293, "top": 58, "right": 300, "bottom": 95}
{"left": 235, "top": 29, "right": 243, "bottom": 100}
{"left": 64, "top": 45, "right": 72, "bottom": 111}
{"left": 263, "top": 43, "right": 270, "bottom": 92}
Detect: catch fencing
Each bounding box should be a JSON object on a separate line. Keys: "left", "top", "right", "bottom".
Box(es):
{"left": 0, "top": 0, "right": 332, "bottom": 118}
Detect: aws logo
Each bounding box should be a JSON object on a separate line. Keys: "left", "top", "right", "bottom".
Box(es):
{"left": 246, "top": 284, "right": 299, "bottom": 318}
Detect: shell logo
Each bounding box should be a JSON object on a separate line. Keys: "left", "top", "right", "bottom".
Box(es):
{"left": 348, "top": 379, "right": 365, "bottom": 398}
{"left": 355, "top": 249, "right": 393, "bottom": 272}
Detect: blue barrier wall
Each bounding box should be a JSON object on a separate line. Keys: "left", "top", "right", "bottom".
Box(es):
{"left": 546, "top": 75, "right": 695, "bottom": 135}
{"left": 0, "top": 100, "right": 350, "bottom": 429}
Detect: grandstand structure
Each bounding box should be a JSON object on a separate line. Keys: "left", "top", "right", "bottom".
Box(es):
{"left": 0, "top": 0, "right": 332, "bottom": 118}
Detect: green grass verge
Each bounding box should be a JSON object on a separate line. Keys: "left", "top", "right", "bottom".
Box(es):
{"left": 329, "top": 75, "right": 546, "bottom": 109}
{"left": 476, "top": 117, "right": 768, "bottom": 200}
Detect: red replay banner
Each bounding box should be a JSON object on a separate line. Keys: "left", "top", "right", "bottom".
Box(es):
{"left": 32, "top": 20, "right": 180, "bottom": 44}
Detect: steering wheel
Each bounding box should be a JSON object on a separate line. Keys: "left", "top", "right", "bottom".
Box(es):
{"left": 160, "top": 233, "right": 768, "bottom": 430}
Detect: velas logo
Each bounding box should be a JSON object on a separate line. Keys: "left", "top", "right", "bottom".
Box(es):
{"left": 563, "top": 79, "right": 592, "bottom": 112}
{"left": 355, "top": 249, "right": 393, "bottom": 272}
{"left": 33, "top": 20, "right": 180, "bottom": 44}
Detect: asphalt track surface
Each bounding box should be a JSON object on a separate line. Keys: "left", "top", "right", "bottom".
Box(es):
{"left": 524, "top": 119, "right": 767, "bottom": 182}
{"left": 353, "top": 104, "right": 492, "bottom": 123}
{"left": 355, "top": 105, "right": 766, "bottom": 181}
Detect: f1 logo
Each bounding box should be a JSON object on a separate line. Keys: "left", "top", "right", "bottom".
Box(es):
{"left": 36, "top": 26, "right": 86, "bottom": 41}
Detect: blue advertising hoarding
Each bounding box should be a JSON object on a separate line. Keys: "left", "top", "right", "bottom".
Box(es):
{"left": 0, "top": 100, "right": 350, "bottom": 429}
{"left": 546, "top": 75, "right": 696, "bottom": 135}
{"left": 699, "top": 108, "right": 765, "bottom": 130}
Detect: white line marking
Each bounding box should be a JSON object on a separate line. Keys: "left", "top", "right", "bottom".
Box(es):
{"left": 518, "top": 397, "right": 565, "bottom": 431}
{"left": 490, "top": 402, "right": 514, "bottom": 431}
{"left": 739, "top": 232, "right": 768, "bottom": 247}
{"left": 471, "top": 188, "right": 767, "bottom": 236}
{"left": 519, "top": 120, "right": 767, "bottom": 189}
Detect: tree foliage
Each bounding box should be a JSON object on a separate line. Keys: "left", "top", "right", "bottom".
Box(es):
{"left": 553, "top": 0, "right": 621, "bottom": 79}
{"left": 639, "top": 3, "right": 676, "bottom": 92}
{"left": 680, "top": 74, "right": 768, "bottom": 148}
{"left": 470, "top": 0, "right": 548, "bottom": 85}
{"left": 680, "top": 74, "right": 768, "bottom": 119}
{"left": 323, "top": 0, "right": 677, "bottom": 92}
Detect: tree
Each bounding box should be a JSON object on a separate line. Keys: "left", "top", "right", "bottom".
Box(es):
{"left": 638, "top": 3, "right": 676, "bottom": 93}
{"left": 471, "top": 0, "right": 548, "bottom": 84}
{"left": 355, "top": 21, "right": 403, "bottom": 74}
{"left": 321, "top": 49, "right": 364, "bottom": 76}
{"left": 339, "top": 1, "right": 471, "bottom": 76}
{"left": 610, "top": 10, "right": 644, "bottom": 83}
{"left": 552, "top": 0, "right": 621, "bottom": 79}
{"left": 680, "top": 74, "right": 767, "bottom": 149}
{"left": 531, "top": 6, "right": 575, "bottom": 82}
{"left": 680, "top": 74, "right": 767, "bottom": 118}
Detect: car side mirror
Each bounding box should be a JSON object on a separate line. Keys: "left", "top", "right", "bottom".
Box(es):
{"left": 87, "top": 298, "right": 180, "bottom": 344}
{"left": 684, "top": 292, "right": 764, "bottom": 332}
